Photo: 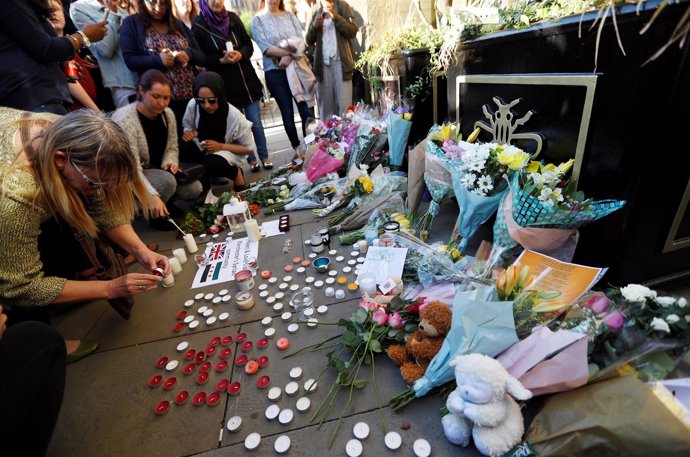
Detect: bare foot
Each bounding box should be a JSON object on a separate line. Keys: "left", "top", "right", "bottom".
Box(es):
{"left": 66, "top": 339, "right": 80, "bottom": 354}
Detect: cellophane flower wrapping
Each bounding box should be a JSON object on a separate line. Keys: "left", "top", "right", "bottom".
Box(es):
{"left": 386, "top": 113, "right": 412, "bottom": 167}
{"left": 306, "top": 141, "right": 345, "bottom": 182}
{"left": 284, "top": 177, "right": 349, "bottom": 211}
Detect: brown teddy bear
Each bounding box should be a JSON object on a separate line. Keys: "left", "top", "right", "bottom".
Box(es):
{"left": 387, "top": 300, "right": 452, "bottom": 384}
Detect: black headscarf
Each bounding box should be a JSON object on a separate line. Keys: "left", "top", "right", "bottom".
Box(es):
{"left": 193, "top": 71, "right": 229, "bottom": 143}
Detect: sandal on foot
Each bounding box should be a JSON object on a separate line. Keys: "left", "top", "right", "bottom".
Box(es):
{"left": 262, "top": 160, "right": 273, "bottom": 170}
{"left": 250, "top": 163, "right": 261, "bottom": 173}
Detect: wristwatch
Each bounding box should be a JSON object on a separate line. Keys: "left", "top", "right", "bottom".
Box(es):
{"left": 76, "top": 30, "right": 91, "bottom": 48}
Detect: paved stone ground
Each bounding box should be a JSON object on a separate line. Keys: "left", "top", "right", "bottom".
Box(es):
{"left": 48, "top": 108, "right": 690, "bottom": 456}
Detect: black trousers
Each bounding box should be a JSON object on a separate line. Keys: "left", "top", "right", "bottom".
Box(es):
{"left": 5, "top": 217, "right": 92, "bottom": 326}
{"left": 0, "top": 322, "right": 66, "bottom": 457}
{"left": 179, "top": 141, "right": 240, "bottom": 185}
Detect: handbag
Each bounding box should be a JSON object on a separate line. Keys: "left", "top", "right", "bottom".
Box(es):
{"left": 74, "top": 232, "right": 134, "bottom": 320}
{"left": 175, "top": 162, "right": 206, "bottom": 184}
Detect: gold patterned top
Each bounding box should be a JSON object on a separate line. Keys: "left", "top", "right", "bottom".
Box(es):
{"left": 0, "top": 107, "right": 127, "bottom": 308}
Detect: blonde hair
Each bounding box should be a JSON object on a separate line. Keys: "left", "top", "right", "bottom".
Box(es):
{"left": 2, "top": 110, "right": 149, "bottom": 237}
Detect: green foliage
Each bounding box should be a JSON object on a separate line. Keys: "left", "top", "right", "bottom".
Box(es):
{"left": 497, "top": 0, "right": 602, "bottom": 31}
{"left": 240, "top": 11, "right": 253, "bottom": 40}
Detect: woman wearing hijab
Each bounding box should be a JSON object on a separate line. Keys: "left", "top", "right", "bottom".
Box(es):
{"left": 181, "top": 72, "right": 256, "bottom": 192}
{"left": 192, "top": 0, "right": 271, "bottom": 173}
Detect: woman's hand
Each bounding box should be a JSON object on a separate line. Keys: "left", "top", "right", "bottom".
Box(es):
{"left": 175, "top": 51, "right": 190, "bottom": 67}
{"left": 182, "top": 130, "right": 198, "bottom": 142}
{"left": 159, "top": 50, "right": 175, "bottom": 67}
{"left": 133, "top": 246, "right": 171, "bottom": 276}
{"left": 149, "top": 195, "right": 169, "bottom": 218}
{"left": 105, "top": 273, "right": 161, "bottom": 298}
{"left": 313, "top": 13, "right": 324, "bottom": 29}
{"left": 278, "top": 55, "right": 293, "bottom": 68}
{"left": 162, "top": 163, "right": 179, "bottom": 174}
{"left": 81, "top": 20, "right": 109, "bottom": 43}
{"left": 202, "top": 140, "right": 226, "bottom": 153}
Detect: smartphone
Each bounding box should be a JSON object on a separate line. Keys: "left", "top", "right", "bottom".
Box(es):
{"left": 294, "top": 157, "right": 304, "bottom": 166}
{"left": 192, "top": 137, "right": 204, "bottom": 151}
{"left": 102, "top": 9, "right": 110, "bottom": 21}
{"left": 225, "top": 41, "right": 234, "bottom": 52}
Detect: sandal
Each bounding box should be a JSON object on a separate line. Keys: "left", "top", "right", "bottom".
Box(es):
{"left": 262, "top": 160, "right": 273, "bottom": 170}
{"left": 249, "top": 162, "right": 261, "bottom": 173}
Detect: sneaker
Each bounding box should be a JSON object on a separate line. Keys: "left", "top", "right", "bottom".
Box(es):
{"left": 262, "top": 160, "right": 273, "bottom": 170}
{"left": 250, "top": 162, "right": 261, "bottom": 173}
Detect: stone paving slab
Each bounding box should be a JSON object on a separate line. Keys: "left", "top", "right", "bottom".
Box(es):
{"left": 48, "top": 325, "right": 239, "bottom": 457}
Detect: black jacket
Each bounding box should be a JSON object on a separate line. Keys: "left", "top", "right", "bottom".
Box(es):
{"left": 191, "top": 13, "right": 263, "bottom": 107}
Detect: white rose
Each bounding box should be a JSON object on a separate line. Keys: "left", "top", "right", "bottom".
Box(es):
{"left": 655, "top": 296, "right": 677, "bottom": 307}
{"left": 678, "top": 297, "right": 687, "bottom": 308}
{"left": 620, "top": 284, "right": 656, "bottom": 302}
{"left": 650, "top": 317, "right": 671, "bottom": 333}
{"left": 666, "top": 314, "right": 680, "bottom": 324}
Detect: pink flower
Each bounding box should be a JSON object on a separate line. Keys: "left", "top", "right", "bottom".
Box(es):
{"left": 388, "top": 312, "right": 404, "bottom": 329}
{"left": 216, "top": 215, "right": 225, "bottom": 223}
{"left": 372, "top": 309, "right": 388, "bottom": 326}
{"left": 586, "top": 292, "right": 612, "bottom": 315}
{"left": 602, "top": 310, "right": 625, "bottom": 330}
{"left": 208, "top": 225, "right": 220, "bottom": 234}
{"left": 358, "top": 300, "right": 377, "bottom": 311}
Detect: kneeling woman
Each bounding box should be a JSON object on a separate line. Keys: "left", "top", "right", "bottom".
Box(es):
{"left": 0, "top": 108, "right": 169, "bottom": 361}
{"left": 181, "top": 72, "right": 256, "bottom": 192}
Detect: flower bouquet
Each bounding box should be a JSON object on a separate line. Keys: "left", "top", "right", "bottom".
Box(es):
{"left": 385, "top": 105, "right": 413, "bottom": 168}
{"left": 560, "top": 284, "right": 690, "bottom": 383}
{"left": 493, "top": 159, "right": 626, "bottom": 259}
{"left": 451, "top": 142, "right": 530, "bottom": 250}
{"left": 306, "top": 139, "right": 346, "bottom": 182}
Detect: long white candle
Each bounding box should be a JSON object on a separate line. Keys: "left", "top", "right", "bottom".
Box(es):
{"left": 244, "top": 219, "right": 261, "bottom": 241}
{"left": 172, "top": 248, "right": 188, "bottom": 264}
{"left": 183, "top": 234, "right": 198, "bottom": 253}
{"left": 168, "top": 257, "right": 182, "bottom": 275}
{"left": 161, "top": 273, "right": 175, "bottom": 287}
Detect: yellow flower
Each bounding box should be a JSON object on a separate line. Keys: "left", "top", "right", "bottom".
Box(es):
{"left": 440, "top": 123, "right": 453, "bottom": 140}
{"left": 525, "top": 161, "right": 542, "bottom": 173}
{"left": 557, "top": 158, "right": 575, "bottom": 176}
{"left": 403, "top": 113, "right": 412, "bottom": 121}
{"left": 358, "top": 177, "right": 374, "bottom": 193}
{"left": 497, "top": 150, "right": 531, "bottom": 171}
{"left": 466, "top": 127, "right": 481, "bottom": 143}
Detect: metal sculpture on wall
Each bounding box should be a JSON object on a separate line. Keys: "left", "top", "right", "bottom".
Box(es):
{"left": 474, "top": 97, "right": 543, "bottom": 159}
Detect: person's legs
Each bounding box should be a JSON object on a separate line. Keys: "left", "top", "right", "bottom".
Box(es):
{"left": 265, "top": 70, "right": 300, "bottom": 148}
{"left": 296, "top": 100, "right": 315, "bottom": 137}
{"left": 341, "top": 79, "right": 353, "bottom": 114}
{"left": 318, "top": 62, "right": 336, "bottom": 119}
{"left": 0, "top": 321, "right": 66, "bottom": 457}
{"left": 142, "top": 169, "right": 177, "bottom": 203}
{"left": 242, "top": 101, "right": 269, "bottom": 163}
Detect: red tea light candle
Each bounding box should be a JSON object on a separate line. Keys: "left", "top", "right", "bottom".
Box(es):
{"left": 235, "top": 355, "right": 248, "bottom": 367}
{"left": 173, "top": 322, "right": 185, "bottom": 333}
{"left": 209, "top": 336, "right": 221, "bottom": 347}
{"left": 182, "top": 363, "right": 196, "bottom": 376}
{"left": 283, "top": 265, "right": 293, "bottom": 272}
{"left": 192, "top": 392, "right": 206, "bottom": 406}
{"left": 277, "top": 337, "right": 290, "bottom": 351}
{"left": 244, "top": 360, "right": 259, "bottom": 375}
{"left": 292, "top": 257, "right": 302, "bottom": 263}
{"left": 196, "top": 371, "right": 209, "bottom": 385}
{"left": 219, "top": 348, "right": 232, "bottom": 360}
{"left": 216, "top": 379, "right": 229, "bottom": 392}
{"left": 215, "top": 360, "right": 229, "bottom": 373}
{"left": 198, "top": 361, "right": 212, "bottom": 373}
{"left": 260, "top": 270, "right": 272, "bottom": 279}
{"left": 204, "top": 346, "right": 216, "bottom": 357}
{"left": 300, "top": 260, "right": 311, "bottom": 267}
{"left": 148, "top": 374, "right": 163, "bottom": 388}
{"left": 176, "top": 310, "right": 188, "bottom": 320}
{"left": 235, "top": 332, "right": 247, "bottom": 342}
{"left": 154, "top": 400, "right": 170, "bottom": 416}
{"left": 256, "top": 338, "right": 269, "bottom": 349}
{"left": 175, "top": 390, "right": 189, "bottom": 405}
{"left": 155, "top": 356, "right": 169, "bottom": 369}
{"left": 194, "top": 352, "right": 206, "bottom": 364}
{"left": 221, "top": 336, "right": 233, "bottom": 346}
{"left": 240, "top": 341, "right": 253, "bottom": 353}
{"left": 227, "top": 381, "right": 241, "bottom": 396}
{"left": 163, "top": 377, "right": 177, "bottom": 390}
{"left": 183, "top": 349, "right": 196, "bottom": 360}
{"left": 257, "top": 375, "right": 271, "bottom": 389}
{"left": 257, "top": 356, "right": 269, "bottom": 368}
{"left": 206, "top": 391, "right": 221, "bottom": 407}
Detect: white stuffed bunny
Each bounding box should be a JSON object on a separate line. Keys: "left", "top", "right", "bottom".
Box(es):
{"left": 442, "top": 353, "right": 533, "bottom": 456}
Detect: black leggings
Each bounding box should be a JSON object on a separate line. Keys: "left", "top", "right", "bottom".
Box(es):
{"left": 179, "top": 141, "right": 241, "bottom": 187}
{"left": 0, "top": 322, "right": 66, "bottom": 457}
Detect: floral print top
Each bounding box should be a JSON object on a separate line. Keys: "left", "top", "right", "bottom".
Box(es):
{"left": 145, "top": 30, "right": 195, "bottom": 100}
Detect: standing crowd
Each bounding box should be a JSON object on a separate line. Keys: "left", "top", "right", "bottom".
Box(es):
{"left": 0, "top": 0, "right": 358, "bottom": 455}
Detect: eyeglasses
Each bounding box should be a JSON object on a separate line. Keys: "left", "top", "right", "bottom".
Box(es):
{"left": 69, "top": 159, "right": 108, "bottom": 189}
{"left": 144, "top": 0, "right": 168, "bottom": 8}
{"left": 195, "top": 97, "right": 218, "bottom": 106}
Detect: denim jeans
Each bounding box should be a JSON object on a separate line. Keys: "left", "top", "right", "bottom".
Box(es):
{"left": 265, "top": 69, "right": 314, "bottom": 149}
{"left": 239, "top": 100, "right": 268, "bottom": 163}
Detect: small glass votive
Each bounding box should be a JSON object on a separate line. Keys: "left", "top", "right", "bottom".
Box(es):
{"left": 194, "top": 254, "right": 209, "bottom": 267}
